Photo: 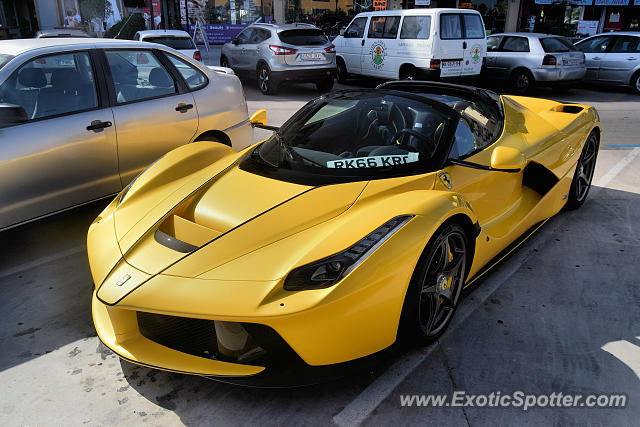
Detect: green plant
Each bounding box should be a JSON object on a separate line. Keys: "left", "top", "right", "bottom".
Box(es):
{"left": 104, "top": 13, "right": 146, "bottom": 39}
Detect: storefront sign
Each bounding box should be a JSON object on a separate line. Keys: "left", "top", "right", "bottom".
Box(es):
{"left": 577, "top": 20, "right": 599, "bottom": 36}
{"left": 535, "top": 0, "right": 592, "bottom": 3}
{"left": 594, "top": 0, "right": 629, "bottom": 5}
{"left": 188, "top": 24, "right": 248, "bottom": 44}
{"left": 373, "top": 0, "right": 387, "bottom": 10}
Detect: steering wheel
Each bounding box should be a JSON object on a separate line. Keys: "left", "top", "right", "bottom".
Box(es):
{"left": 391, "top": 128, "right": 436, "bottom": 154}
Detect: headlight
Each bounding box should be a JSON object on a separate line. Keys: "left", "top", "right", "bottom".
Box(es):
{"left": 117, "top": 155, "right": 166, "bottom": 206}
{"left": 283, "top": 215, "right": 414, "bottom": 291}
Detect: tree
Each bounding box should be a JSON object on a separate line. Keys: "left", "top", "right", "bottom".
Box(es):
{"left": 79, "top": 0, "right": 113, "bottom": 23}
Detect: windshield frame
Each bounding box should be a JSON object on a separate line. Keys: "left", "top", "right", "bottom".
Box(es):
{"left": 0, "top": 53, "right": 15, "bottom": 71}
{"left": 240, "top": 89, "right": 463, "bottom": 186}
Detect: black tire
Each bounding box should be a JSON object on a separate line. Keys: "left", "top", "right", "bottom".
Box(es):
{"left": 316, "top": 78, "right": 334, "bottom": 92}
{"left": 257, "top": 64, "right": 276, "bottom": 95}
{"left": 631, "top": 71, "right": 640, "bottom": 95}
{"left": 220, "top": 56, "right": 230, "bottom": 68}
{"left": 399, "top": 65, "right": 417, "bottom": 81}
{"left": 398, "top": 223, "right": 470, "bottom": 344}
{"left": 510, "top": 69, "right": 535, "bottom": 94}
{"left": 336, "top": 58, "right": 348, "bottom": 84}
{"left": 566, "top": 130, "right": 599, "bottom": 210}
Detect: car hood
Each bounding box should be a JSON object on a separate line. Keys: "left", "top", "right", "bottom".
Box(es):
{"left": 114, "top": 163, "right": 368, "bottom": 281}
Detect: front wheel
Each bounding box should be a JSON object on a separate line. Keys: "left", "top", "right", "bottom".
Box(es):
{"left": 566, "top": 130, "right": 599, "bottom": 210}
{"left": 257, "top": 64, "right": 276, "bottom": 95}
{"left": 631, "top": 72, "right": 640, "bottom": 95}
{"left": 511, "top": 69, "right": 535, "bottom": 94}
{"left": 399, "top": 223, "right": 469, "bottom": 343}
{"left": 336, "top": 59, "right": 348, "bottom": 84}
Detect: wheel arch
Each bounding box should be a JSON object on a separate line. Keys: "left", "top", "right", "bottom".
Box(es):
{"left": 256, "top": 59, "right": 270, "bottom": 72}
{"left": 193, "top": 130, "right": 232, "bottom": 147}
{"left": 398, "top": 63, "right": 417, "bottom": 79}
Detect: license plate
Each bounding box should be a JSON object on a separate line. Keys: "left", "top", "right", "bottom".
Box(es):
{"left": 301, "top": 53, "right": 323, "bottom": 61}
{"left": 441, "top": 60, "right": 461, "bottom": 69}
{"left": 564, "top": 59, "right": 579, "bottom": 66}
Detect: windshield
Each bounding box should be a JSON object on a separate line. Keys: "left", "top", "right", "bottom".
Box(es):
{"left": 0, "top": 54, "right": 14, "bottom": 70}
{"left": 278, "top": 29, "right": 328, "bottom": 46}
{"left": 144, "top": 36, "right": 195, "bottom": 50}
{"left": 245, "top": 91, "right": 454, "bottom": 183}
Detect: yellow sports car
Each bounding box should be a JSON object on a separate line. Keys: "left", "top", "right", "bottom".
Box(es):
{"left": 88, "top": 81, "right": 600, "bottom": 385}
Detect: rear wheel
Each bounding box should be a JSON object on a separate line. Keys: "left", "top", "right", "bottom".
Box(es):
{"left": 511, "top": 69, "right": 534, "bottom": 94}
{"left": 257, "top": 64, "right": 276, "bottom": 95}
{"left": 399, "top": 223, "right": 469, "bottom": 343}
{"left": 336, "top": 58, "right": 348, "bottom": 84}
{"left": 631, "top": 71, "right": 640, "bottom": 95}
{"left": 316, "top": 78, "right": 334, "bottom": 92}
{"left": 566, "top": 130, "right": 599, "bottom": 210}
{"left": 399, "top": 65, "right": 417, "bottom": 81}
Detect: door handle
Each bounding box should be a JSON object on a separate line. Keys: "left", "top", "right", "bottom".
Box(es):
{"left": 627, "top": 57, "right": 637, "bottom": 61}
{"left": 463, "top": 41, "right": 467, "bottom": 49}
{"left": 361, "top": 39, "right": 365, "bottom": 46}
{"left": 175, "top": 103, "right": 194, "bottom": 112}
{"left": 86, "top": 120, "right": 112, "bottom": 131}
{"left": 592, "top": 56, "right": 601, "bottom": 60}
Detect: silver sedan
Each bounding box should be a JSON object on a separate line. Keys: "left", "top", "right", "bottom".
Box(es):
{"left": 483, "top": 32, "right": 586, "bottom": 94}
{"left": 0, "top": 38, "right": 252, "bottom": 231}
{"left": 575, "top": 32, "right": 640, "bottom": 94}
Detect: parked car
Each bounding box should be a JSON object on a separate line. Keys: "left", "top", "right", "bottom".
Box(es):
{"left": 333, "top": 8, "right": 487, "bottom": 82}
{"left": 575, "top": 32, "right": 640, "bottom": 94}
{"left": 134, "top": 29, "right": 201, "bottom": 62}
{"left": 35, "top": 29, "right": 90, "bottom": 38}
{"left": 88, "top": 81, "right": 600, "bottom": 385}
{"left": 0, "top": 38, "right": 252, "bottom": 231}
{"left": 221, "top": 22, "right": 336, "bottom": 95}
{"left": 483, "top": 33, "right": 586, "bottom": 94}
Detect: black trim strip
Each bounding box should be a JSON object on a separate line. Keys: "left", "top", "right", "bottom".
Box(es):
{"left": 154, "top": 229, "right": 198, "bottom": 253}
{"left": 448, "top": 158, "right": 521, "bottom": 173}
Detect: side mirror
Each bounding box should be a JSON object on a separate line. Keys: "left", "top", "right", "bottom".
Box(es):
{"left": 490, "top": 146, "right": 526, "bottom": 171}
{"left": 249, "top": 109, "right": 267, "bottom": 126}
{"left": 0, "top": 103, "right": 28, "bottom": 127}
{"left": 232, "top": 38, "right": 240, "bottom": 45}
{"left": 339, "top": 28, "right": 345, "bottom": 36}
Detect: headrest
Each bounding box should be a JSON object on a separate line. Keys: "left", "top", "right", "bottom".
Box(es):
{"left": 51, "top": 69, "right": 80, "bottom": 89}
{"left": 148, "top": 67, "right": 173, "bottom": 88}
{"left": 18, "top": 68, "right": 47, "bottom": 88}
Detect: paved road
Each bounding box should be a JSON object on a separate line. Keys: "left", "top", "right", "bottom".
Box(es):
{"left": 1, "top": 71, "right": 639, "bottom": 426}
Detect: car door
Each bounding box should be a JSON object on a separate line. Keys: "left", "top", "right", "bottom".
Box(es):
{"left": 340, "top": 16, "right": 368, "bottom": 75}
{"left": 228, "top": 28, "right": 254, "bottom": 70}
{"left": 460, "top": 13, "right": 485, "bottom": 76}
{"left": 575, "top": 35, "right": 614, "bottom": 81}
{"left": 0, "top": 49, "right": 120, "bottom": 229}
{"left": 483, "top": 35, "right": 503, "bottom": 76}
{"left": 362, "top": 15, "right": 400, "bottom": 78}
{"left": 102, "top": 48, "right": 198, "bottom": 185}
{"left": 598, "top": 35, "right": 640, "bottom": 83}
{"left": 436, "top": 13, "right": 465, "bottom": 77}
{"left": 494, "top": 36, "right": 531, "bottom": 79}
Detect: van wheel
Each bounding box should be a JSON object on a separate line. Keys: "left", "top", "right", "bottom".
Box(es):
{"left": 336, "top": 58, "right": 348, "bottom": 84}
{"left": 510, "top": 69, "right": 534, "bottom": 94}
{"left": 399, "top": 65, "right": 417, "bottom": 81}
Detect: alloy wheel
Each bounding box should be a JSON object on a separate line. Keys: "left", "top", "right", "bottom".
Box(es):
{"left": 259, "top": 67, "right": 270, "bottom": 93}
{"left": 575, "top": 132, "right": 598, "bottom": 202}
{"left": 418, "top": 229, "right": 467, "bottom": 338}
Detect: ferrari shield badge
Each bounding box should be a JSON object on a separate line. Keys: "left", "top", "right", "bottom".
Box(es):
{"left": 439, "top": 172, "right": 453, "bottom": 190}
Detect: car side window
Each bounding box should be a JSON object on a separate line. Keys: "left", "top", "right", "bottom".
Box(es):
{"left": 487, "top": 35, "right": 503, "bottom": 52}
{"left": 368, "top": 17, "right": 400, "bottom": 39}
{"left": 236, "top": 28, "right": 254, "bottom": 44}
{"left": 163, "top": 53, "right": 207, "bottom": 91}
{"left": 462, "top": 14, "right": 485, "bottom": 39}
{"left": 610, "top": 36, "right": 640, "bottom": 53}
{"left": 345, "top": 17, "right": 367, "bottom": 38}
{"left": 440, "top": 14, "right": 463, "bottom": 40}
{"left": 0, "top": 51, "right": 98, "bottom": 122}
{"left": 400, "top": 16, "right": 431, "bottom": 39}
{"left": 105, "top": 50, "right": 176, "bottom": 104}
{"left": 576, "top": 36, "right": 612, "bottom": 53}
{"left": 250, "top": 29, "right": 268, "bottom": 43}
{"left": 502, "top": 36, "right": 530, "bottom": 53}
{"left": 449, "top": 119, "right": 477, "bottom": 159}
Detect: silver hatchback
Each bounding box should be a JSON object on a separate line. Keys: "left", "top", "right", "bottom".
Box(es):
{"left": 483, "top": 33, "right": 586, "bottom": 94}
{"left": 221, "top": 23, "right": 336, "bottom": 95}
{"left": 575, "top": 32, "right": 640, "bottom": 94}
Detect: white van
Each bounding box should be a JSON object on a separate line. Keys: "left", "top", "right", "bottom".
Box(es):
{"left": 334, "top": 8, "right": 486, "bottom": 81}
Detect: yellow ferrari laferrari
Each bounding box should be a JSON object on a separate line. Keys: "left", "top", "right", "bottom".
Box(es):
{"left": 88, "top": 81, "right": 601, "bottom": 385}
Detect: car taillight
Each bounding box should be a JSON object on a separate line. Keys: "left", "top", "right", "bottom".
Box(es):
{"left": 269, "top": 45, "right": 298, "bottom": 55}
{"left": 542, "top": 54, "right": 556, "bottom": 66}
{"left": 325, "top": 44, "right": 336, "bottom": 54}
{"left": 430, "top": 59, "right": 440, "bottom": 69}
{"left": 193, "top": 50, "right": 202, "bottom": 61}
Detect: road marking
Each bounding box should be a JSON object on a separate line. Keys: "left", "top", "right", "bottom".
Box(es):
{"left": 601, "top": 340, "right": 640, "bottom": 381}
{"left": 333, "top": 220, "right": 563, "bottom": 426}
{"left": 605, "top": 145, "right": 640, "bottom": 148}
{"left": 0, "top": 245, "right": 86, "bottom": 279}
{"left": 593, "top": 147, "right": 640, "bottom": 189}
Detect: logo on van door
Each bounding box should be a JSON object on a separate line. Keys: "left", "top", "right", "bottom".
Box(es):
{"left": 469, "top": 44, "right": 482, "bottom": 63}
{"left": 370, "top": 41, "right": 387, "bottom": 69}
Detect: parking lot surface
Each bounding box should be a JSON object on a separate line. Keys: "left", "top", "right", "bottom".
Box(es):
{"left": 1, "top": 69, "right": 639, "bottom": 426}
